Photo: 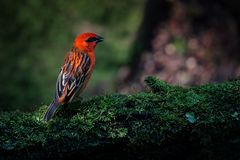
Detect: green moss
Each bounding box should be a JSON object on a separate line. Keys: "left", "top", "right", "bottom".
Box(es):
{"left": 1, "top": 76, "right": 240, "bottom": 159}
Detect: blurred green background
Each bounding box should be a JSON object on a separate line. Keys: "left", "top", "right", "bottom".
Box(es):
{"left": 0, "top": 0, "right": 144, "bottom": 111}
{"left": 1, "top": 0, "right": 240, "bottom": 111}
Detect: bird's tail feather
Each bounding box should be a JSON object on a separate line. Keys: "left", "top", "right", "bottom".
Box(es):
{"left": 44, "top": 102, "right": 60, "bottom": 121}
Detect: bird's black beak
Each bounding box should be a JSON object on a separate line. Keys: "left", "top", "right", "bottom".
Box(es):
{"left": 96, "top": 35, "right": 104, "bottom": 43}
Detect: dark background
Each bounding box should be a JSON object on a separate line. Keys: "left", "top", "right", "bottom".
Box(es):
{"left": 1, "top": 0, "right": 240, "bottom": 111}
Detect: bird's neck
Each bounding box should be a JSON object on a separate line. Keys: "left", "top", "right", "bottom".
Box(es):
{"left": 71, "top": 47, "right": 95, "bottom": 65}
{"left": 88, "top": 51, "right": 95, "bottom": 66}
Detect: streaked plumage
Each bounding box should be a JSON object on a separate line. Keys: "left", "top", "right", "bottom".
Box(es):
{"left": 44, "top": 32, "right": 103, "bottom": 121}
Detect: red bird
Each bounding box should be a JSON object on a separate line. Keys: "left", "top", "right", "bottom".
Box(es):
{"left": 44, "top": 32, "right": 104, "bottom": 121}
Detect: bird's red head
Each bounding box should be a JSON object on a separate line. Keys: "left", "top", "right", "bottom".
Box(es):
{"left": 73, "top": 32, "right": 104, "bottom": 52}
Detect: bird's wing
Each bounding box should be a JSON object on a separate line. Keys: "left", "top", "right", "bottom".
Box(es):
{"left": 54, "top": 51, "right": 91, "bottom": 104}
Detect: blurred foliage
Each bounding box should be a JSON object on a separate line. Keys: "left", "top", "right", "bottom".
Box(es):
{"left": 1, "top": 76, "right": 240, "bottom": 159}
{"left": 119, "top": 0, "right": 240, "bottom": 92}
{"left": 0, "top": 0, "right": 144, "bottom": 111}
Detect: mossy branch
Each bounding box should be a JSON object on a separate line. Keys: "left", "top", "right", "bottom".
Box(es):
{"left": 1, "top": 76, "right": 240, "bottom": 159}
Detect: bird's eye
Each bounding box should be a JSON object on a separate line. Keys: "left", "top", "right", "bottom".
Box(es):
{"left": 86, "top": 37, "right": 97, "bottom": 42}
